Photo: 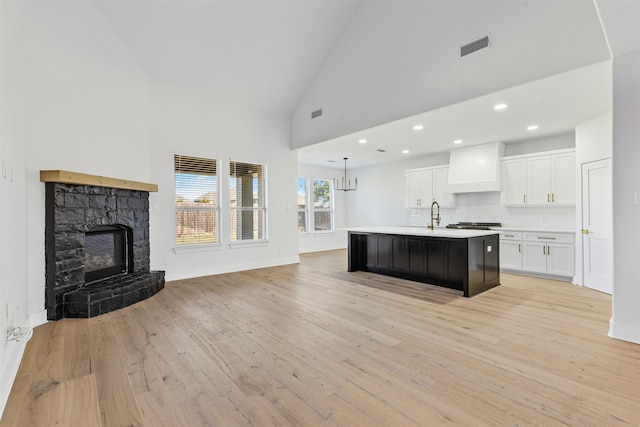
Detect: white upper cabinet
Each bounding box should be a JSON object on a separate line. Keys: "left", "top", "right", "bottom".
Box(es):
{"left": 405, "top": 166, "right": 453, "bottom": 208}
{"left": 550, "top": 152, "right": 576, "bottom": 205}
{"left": 526, "top": 155, "right": 552, "bottom": 205}
{"left": 501, "top": 150, "right": 575, "bottom": 206}
{"left": 405, "top": 169, "right": 433, "bottom": 208}
{"left": 432, "top": 167, "right": 453, "bottom": 207}
{"left": 501, "top": 158, "right": 527, "bottom": 205}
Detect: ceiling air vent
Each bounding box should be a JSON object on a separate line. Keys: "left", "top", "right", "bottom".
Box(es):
{"left": 460, "top": 35, "right": 490, "bottom": 57}
{"left": 311, "top": 109, "right": 323, "bottom": 119}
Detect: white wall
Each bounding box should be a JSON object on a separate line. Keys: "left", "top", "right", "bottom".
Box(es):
{"left": 611, "top": 50, "right": 640, "bottom": 344}
{"left": 0, "top": 2, "right": 30, "bottom": 414}
{"left": 297, "top": 163, "right": 348, "bottom": 253}
{"left": 575, "top": 112, "right": 613, "bottom": 163}
{"left": 345, "top": 134, "right": 576, "bottom": 230}
{"left": 149, "top": 84, "right": 299, "bottom": 281}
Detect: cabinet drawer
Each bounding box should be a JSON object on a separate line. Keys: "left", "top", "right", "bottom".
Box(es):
{"left": 499, "top": 231, "right": 522, "bottom": 241}
{"left": 523, "top": 232, "right": 574, "bottom": 244}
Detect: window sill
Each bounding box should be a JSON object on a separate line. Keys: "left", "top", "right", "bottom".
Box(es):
{"left": 229, "top": 240, "right": 270, "bottom": 249}
{"left": 173, "top": 243, "right": 224, "bottom": 254}
{"left": 314, "top": 230, "right": 336, "bottom": 236}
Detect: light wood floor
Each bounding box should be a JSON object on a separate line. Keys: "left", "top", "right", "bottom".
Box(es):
{"left": 2, "top": 250, "right": 638, "bottom": 426}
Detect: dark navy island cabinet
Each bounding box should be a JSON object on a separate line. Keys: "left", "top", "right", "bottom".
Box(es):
{"left": 348, "top": 231, "right": 500, "bottom": 297}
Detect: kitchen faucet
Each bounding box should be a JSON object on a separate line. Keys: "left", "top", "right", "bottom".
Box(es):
{"left": 429, "top": 200, "right": 440, "bottom": 230}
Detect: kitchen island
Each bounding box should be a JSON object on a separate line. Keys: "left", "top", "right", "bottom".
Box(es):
{"left": 348, "top": 227, "right": 500, "bottom": 297}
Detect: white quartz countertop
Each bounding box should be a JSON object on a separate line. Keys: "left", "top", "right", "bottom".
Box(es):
{"left": 496, "top": 227, "right": 574, "bottom": 233}
{"left": 346, "top": 226, "right": 499, "bottom": 238}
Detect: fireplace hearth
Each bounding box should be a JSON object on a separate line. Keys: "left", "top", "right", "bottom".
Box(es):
{"left": 42, "top": 170, "right": 164, "bottom": 320}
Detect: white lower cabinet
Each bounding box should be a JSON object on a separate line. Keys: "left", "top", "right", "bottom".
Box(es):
{"left": 501, "top": 231, "right": 574, "bottom": 278}
{"left": 522, "top": 242, "right": 548, "bottom": 273}
{"left": 545, "top": 242, "right": 575, "bottom": 276}
{"left": 499, "top": 232, "right": 522, "bottom": 270}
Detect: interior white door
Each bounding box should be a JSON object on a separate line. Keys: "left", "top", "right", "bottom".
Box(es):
{"left": 582, "top": 159, "right": 613, "bottom": 294}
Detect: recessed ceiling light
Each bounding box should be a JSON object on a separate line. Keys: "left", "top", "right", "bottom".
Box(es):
{"left": 402, "top": 149, "right": 410, "bottom": 154}
{"left": 454, "top": 139, "right": 463, "bottom": 144}
{"left": 527, "top": 125, "right": 539, "bottom": 131}
{"left": 493, "top": 103, "right": 508, "bottom": 111}
{"left": 358, "top": 138, "right": 367, "bottom": 144}
{"left": 413, "top": 124, "right": 424, "bottom": 131}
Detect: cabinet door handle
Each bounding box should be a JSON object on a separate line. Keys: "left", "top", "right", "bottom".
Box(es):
{"left": 547, "top": 245, "right": 550, "bottom": 255}
{"left": 552, "top": 193, "right": 555, "bottom": 202}
{"left": 518, "top": 244, "right": 521, "bottom": 253}
{"left": 505, "top": 234, "right": 514, "bottom": 237}
{"left": 537, "top": 237, "right": 556, "bottom": 240}
{"left": 543, "top": 246, "right": 546, "bottom": 255}
{"left": 547, "top": 193, "right": 550, "bottom": 202}
{"left": 523, "top": 194, "right": 526, "bottom": 203}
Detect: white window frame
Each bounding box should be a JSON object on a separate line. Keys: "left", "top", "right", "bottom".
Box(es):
{"left": 229, "top": 160, "right": 268, "bottom": 244}
{"left": 174, "top": 154, "right": 220, "bottom": 249}
{"left": 297, "top": 177, "right": 310, "bottom": 234}
{"left": 312, "top": 178, "right": 335, "bottom": 233}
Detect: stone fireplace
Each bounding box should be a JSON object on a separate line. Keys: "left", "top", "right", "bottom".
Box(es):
{"left": 41, "top": 170, "right": 165, "bottom": 320}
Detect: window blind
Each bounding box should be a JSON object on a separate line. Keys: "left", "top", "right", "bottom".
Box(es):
{"left": 174, "top": 154, "right": 219, "bottom": 245}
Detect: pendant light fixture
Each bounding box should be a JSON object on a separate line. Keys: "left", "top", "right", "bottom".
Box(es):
{"left": 334, "top": 157, "right": 357, "bottom": 192}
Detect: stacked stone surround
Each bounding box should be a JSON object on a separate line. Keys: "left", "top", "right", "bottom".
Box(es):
{"left": 44, "top": 182, "right": 164, "bottom": 320}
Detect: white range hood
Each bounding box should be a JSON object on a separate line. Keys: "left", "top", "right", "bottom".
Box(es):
{"left": 447, "top": 142, "right": 504, "bottom": 193}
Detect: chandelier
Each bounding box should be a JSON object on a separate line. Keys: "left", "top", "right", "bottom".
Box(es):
{"left": 334, "top": 157, "right": 357, "bottom": 192}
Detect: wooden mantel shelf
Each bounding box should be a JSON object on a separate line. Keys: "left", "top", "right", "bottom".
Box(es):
{"left": 40, "top": 170, "right": 158, "bottom": 192}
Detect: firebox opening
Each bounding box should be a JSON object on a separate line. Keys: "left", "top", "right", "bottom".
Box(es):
{"left": 84, "top": 225, "right": 133, "bottom": 283}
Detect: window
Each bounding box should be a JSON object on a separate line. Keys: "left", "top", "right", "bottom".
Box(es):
{"left": 230, "top": 161, "right": 266, "bottom": 241}
{"left": 297, "top": 177, "right": 308, "bottom": 233}
{"left": 313, "top": 178, "right": 334, "bottom": 231}
{"left": 174, "top": 154, "right": 219, "bottom": 245}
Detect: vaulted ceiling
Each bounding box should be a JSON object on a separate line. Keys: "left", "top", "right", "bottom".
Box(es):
{"left": 94, "top": 0, "right": 639, "bottom": 168}
{"left": 95, "top": 1, "right": 360, "bottom": 114}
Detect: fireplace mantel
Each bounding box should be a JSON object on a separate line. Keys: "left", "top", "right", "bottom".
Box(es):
{"left": 40, "top": 170, "right": 158, "bottom": 192}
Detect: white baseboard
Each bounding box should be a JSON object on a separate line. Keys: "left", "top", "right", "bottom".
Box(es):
{"left": 609, "top": 317, "right": 640, "bottom": 344}
{"left": 166, "top": 256, "right": 301, "bottom": 282}
{"left": 29, "top": 310, "right": 48, "bottom": 328}
{"left": 0, "top": 340, "right": 27, "bottom": 420}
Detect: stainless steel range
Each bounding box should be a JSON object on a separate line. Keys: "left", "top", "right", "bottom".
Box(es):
{"left": 446, "top": 222, "right": 502, "bottom": 230}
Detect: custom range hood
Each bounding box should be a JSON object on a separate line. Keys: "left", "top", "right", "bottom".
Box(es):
{"left": 447, "top": 142, "right": 504, "bottom": 193}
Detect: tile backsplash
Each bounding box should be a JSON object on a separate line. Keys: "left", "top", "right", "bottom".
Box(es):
{"left": 407, "top": 192, "right": 575, "bottom": 230}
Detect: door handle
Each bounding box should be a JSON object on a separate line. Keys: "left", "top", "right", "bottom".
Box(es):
{"left": 582, "top": 229, "right": 590, "bottom": 235}
{"left": 543, "top": 246, "right": 546, "bottom": 255}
